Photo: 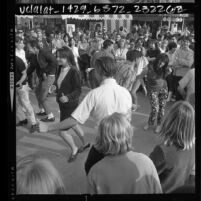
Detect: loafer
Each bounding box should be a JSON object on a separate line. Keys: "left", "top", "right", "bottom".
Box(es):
{"left": 16, "top": 119, "right": 28, "bottom": 126}
{"left": 78, "top": 143, "right": 90, "bottom": 153}
{"left": 40, "top": 117, "right": 55, "bottom": 122}
{"left": 68, "top": 151, "right": 79, "bottom": 163}
{"left": 36, "top": 111, "right": 47, "bottom": 116}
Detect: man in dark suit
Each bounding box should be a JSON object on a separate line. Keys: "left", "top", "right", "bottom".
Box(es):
{"left": 30, "top": 39, "right": 58, "bottom": 122}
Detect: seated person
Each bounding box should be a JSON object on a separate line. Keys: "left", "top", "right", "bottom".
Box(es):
{"left": 149, "top": 101, "right": 195, "bottom": 193}
{"left": 86, "top": 113, "right": 162, "bottom": 194}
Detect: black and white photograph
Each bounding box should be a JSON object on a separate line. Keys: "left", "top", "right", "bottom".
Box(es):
{"left": 7, "top": 0, "right": 200, "bottom": 199}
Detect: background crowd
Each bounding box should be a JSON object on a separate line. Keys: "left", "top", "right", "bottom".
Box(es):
{"left": 15, "top": 21, "right": 195, "bottom": 194}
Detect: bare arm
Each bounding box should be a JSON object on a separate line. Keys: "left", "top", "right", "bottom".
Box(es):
{"left": 16, "top": 69, "right": 27, "bottom": 86}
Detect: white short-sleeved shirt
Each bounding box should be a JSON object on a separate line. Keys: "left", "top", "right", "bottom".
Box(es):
{"left": 16, "top": 49, "right": 28, "bottom": 68}
{"left": 71, "top": 78, "right": 132, "bottom": 125}
{"left": 179, "top": 68, "right": 195, "bottom": 101}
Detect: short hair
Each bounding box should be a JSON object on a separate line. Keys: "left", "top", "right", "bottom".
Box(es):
{"left": 159, "top": 101, "right": 195, "bottom": 150}
{"left": 94, "top": 113, "right": 133, "bottom": 155}
{"left": 103, "top": 39, "right": 113, "bottom": 49}
{"left": 56, "top": 47, "right": 76, "bottom": 67}
{"left": 29, "top": 39, "right": 41, "bottom": 50}
{"left": 126, "top": 50, "right": 142, "bottom": 62}
{"left": 167, "top": 42, "right": 177, "bottom": 51}
{"left": 95, "top": 56, "right": 117, "bottom": 77}
{"left": 17, "top": 155, "right": 65, "bottom": 194}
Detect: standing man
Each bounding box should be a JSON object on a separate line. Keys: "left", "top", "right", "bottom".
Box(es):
{"left": 29, "top": 40, "right": 58, "bottom": 122}
{"left": 15, "top": 37, "right": 38, "bottom": 133}
{"left": 39, "top": 56, "right": 132, "bottom": 162}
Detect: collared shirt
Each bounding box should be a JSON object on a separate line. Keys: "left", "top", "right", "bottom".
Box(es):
{"left": 16, "top": 49, "right": 28, "bottom": 68}
{"left": 115, "top": 48, "right": 128, "bottom": 60}
{"left": 57, "top": 66, "right": 71, "bottom": 89}
{"left": 173, "top": 47, "right": 194, "bottom": 77}
{"left": 179, "top": 68, "right": 195, "bottom": 101}
{"left": 71, "top": 78, "right": 132, "bottom": 125}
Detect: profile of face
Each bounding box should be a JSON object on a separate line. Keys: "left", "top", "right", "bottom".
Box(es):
{"left": 16, "top": 40, "right": 24, "bottom": 50}
{"left": 56, "top": 52, "right": 68, "bottom": 67}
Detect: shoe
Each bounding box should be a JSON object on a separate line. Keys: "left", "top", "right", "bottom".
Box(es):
{"left": 68, "top": 150, "right": 79, "bottom": 163}
{"left": 36, "top": 111, "right": 47, "bottom": 116}
{"left": 40, "top": 117, "right": 55, "bottom": 122}
{"left": 30, "top": 124, "right": 38, "bottom": 133}
{"left": 143, "top": 124, "right": 150, "bottom": 131}
{"left": 78, "top": 143, "right": 90, "bottom": 153}
{"left": 16, "top": 119, "right": 28, "bottom": 126}
{"left": 155, "top": 126, "right": 161, "bottom": 134}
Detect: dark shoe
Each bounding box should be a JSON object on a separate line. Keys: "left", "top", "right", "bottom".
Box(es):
{"left": 30, "top": 124, "right": 38, "bottom": 133}
{"left": 16, "top": 119, "right": 28, "bottom": 126}
{"left": 68, "top": 151, "right": 79, "bottom": 163}
{"left": 40, "top": 117, "right": 55, "bottom": 122}
{"left": 78, "top": 143, "right": 90, "bottom": 153}
{"left": 36, "top": 111, "right": 47, "bottom": 116}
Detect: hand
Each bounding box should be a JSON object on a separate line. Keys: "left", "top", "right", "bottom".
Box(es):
{"left": 38, "top": 121, "right": 49, "bottom": 133}
{"left": 59, "top": 93, "right": 69, "bottom": 103}
{"left": 42, "top": 73, "right": 47, "bottom": 80}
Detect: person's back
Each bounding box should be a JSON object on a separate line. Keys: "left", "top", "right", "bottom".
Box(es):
{"left": 88, "top": 151, "right": 162, "bottom": 194}
{"left": 85, "top": 78, "right": 132, "bottom": 124}
{"left": 150, "top": 144, "right": 195, "bottom": 193}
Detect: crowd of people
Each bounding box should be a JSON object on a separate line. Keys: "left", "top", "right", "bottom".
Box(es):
{"left": 16, "top": 21, "right": 195, "bottom": 194}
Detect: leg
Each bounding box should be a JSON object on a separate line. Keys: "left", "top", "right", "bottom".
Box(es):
{"left": 17, "top": 85, "right": 37, "bottom": 126}
{"left": 72, "top": 124, "right": 85, "bottom": 145}
{"left": 40, "top": 76, "right": 55, "bottom": 117}
{"left": 35, "top": 80, "right": 44, "bottom": 112}
{"left": 147, "top": 89, "right": 159, "bottom": 127}
{"left": 131, "top": 78, "right": 141, "bottom": 106}
{"left": 140, "top": 78, "right": 147, "bottom": 96}
{"left": 16, "top": 89, "right": 27, "bottom": 122}
{"left": 157, "top": 88, "right": 168, "bottom": 126}
{"left": 60, "top": 130, "right": 78, "bottom": 154}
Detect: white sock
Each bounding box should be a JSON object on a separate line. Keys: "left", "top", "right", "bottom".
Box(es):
{"left": 48, "top": 113, "right": 54, "bottom": 119}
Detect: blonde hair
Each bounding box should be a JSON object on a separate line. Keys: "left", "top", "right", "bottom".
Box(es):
{"left": 94, "top": 113, "right": 133, "bottom": 155}
{"left": 160, "top": 101, "right": 195, "bottom": 150}
{"left": 17, "top": 155, "right": 65, "bottom": 194}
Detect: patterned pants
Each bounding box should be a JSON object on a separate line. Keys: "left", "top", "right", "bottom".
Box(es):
{"left": 147, "top": 88, "right": 168, "bottom": 126}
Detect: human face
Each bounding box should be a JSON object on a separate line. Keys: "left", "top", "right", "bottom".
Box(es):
{"left": 116, "top": 34, "right": 121, "bottom": 41}
{"left": 16, "top": 40, "right": 24, "bottom": 50}
{"left": 119, "top": 41, "right": 125, "bottom": 48}
{"left": 161, "top": 40, "right": 168, "bottom": 49}
{"left": 181, "top": 40, "right": 190, "bottom": 49}
{"left": 137, "top": 39, "right": 143, "bottom": 47}
{"left": 70, "top": 38, "right": 75, "bottom": 46}
{"left": 169, "top": 47, "right": 176, "bottom": 54}
{"left": 130, "top": 42, "right": 135, "bottom": 50}
{"left": 149, "top": 42, "right": 155, "bottom": 49}
{"left": 37, "top": 31, "right": 43, "bottom": 41}
{"left": 56, "top": 52, "right": 68, "bottom": 67}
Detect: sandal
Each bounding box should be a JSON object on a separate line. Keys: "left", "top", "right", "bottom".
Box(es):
{"left": 68, "top": 150, "right": 79, "bottom": 163}
{"left": 78, "top": 143, "right": 90, "bottom": 153}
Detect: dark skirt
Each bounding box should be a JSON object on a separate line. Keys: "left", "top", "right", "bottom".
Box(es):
{"left": 58, "top": 102, "right": 79, "bottom": 122}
